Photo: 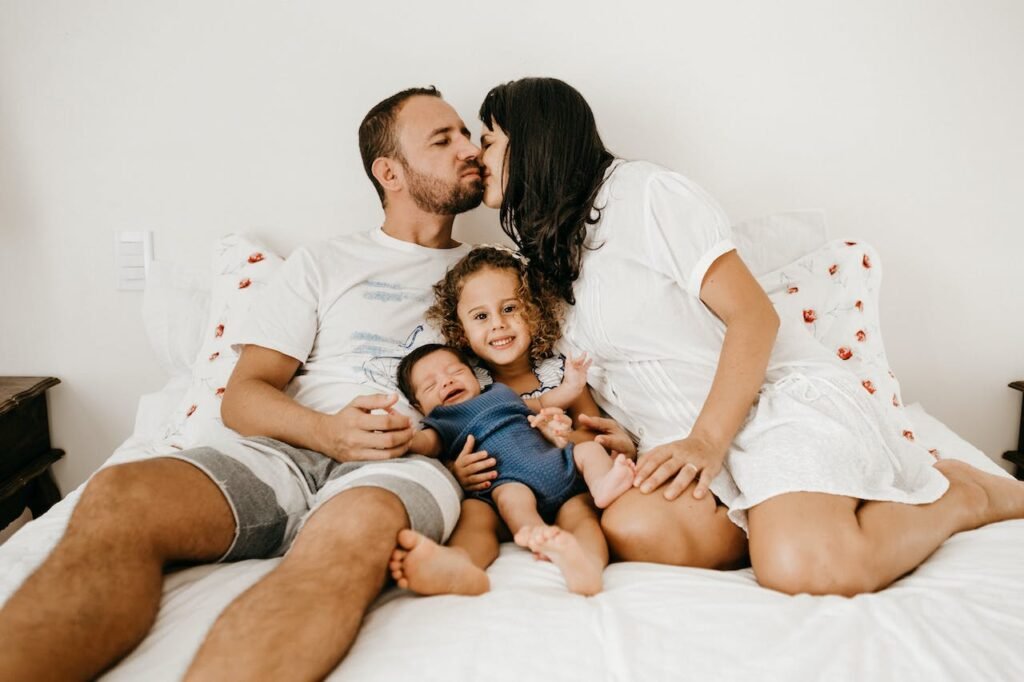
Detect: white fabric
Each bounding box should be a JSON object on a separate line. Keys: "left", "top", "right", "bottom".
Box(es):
{"left": 1, "top": 394, "right": 1021, "bottom": 681}
{"left": 560, "top": 160, "right": 947, "bottom": 530}
{"left": 731, "top": 209, "right": 828, "bottom": 276}
{"left": 237, "top": 228, "right": 471, "bottom": 422}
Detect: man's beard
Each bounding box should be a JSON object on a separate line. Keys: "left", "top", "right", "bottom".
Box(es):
{"left": 402, "top": 161, "right": 484, "bottom": 215}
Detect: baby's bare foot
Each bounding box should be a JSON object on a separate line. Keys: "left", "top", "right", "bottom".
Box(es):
{"left": 516, "top": 525, "right": 603, "bottom": 595}
{"left": 592, "top": 454, "right": 637, "bottom": 509}
{"left": 389, "top": 529, "right": 489, "bottom": 596}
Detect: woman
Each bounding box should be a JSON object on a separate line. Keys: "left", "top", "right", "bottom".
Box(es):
{"left": 476, "top": 77, "right": 1024, "bottom": 595}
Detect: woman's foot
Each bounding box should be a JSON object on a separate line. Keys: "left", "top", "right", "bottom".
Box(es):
{"left": 936, "top": 459, "right": 1024, "bottom": 530}
{"left": 388, "top": 530, "right": 489, "bottom": 596}
{"left": 591, "top": 455, "right": 637, "bottom": 509}
{"left": 514, "top": 525, "right": 603, "bottom": 596}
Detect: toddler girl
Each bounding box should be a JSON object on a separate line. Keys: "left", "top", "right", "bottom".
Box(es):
{"left": 389, "top": 246, "right": 635, "bottom": 595}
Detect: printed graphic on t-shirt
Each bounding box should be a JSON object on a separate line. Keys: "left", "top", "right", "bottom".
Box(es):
{"left": 355, "top": 325, "right": 428, "bottom": 392}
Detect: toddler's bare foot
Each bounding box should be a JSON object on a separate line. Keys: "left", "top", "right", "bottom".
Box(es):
{"left": 591, "top": 454, "right": 637, "bottom": 509}
{"left": 388, "top": 529, "right": 489, "bottom": 596}
{"left": 514, "top": 525, "right": 603, "bottom": 596}
{"left": 936, "top": 459, "right": 1024, "bottom": 530}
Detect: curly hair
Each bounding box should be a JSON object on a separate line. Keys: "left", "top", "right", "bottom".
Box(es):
{"left": 426, "top": 246, "right": 564, "bottom": 366}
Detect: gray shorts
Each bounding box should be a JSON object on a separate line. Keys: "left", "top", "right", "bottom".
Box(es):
{"left": 163, "top": 436, "right": 462, "bottom": 562}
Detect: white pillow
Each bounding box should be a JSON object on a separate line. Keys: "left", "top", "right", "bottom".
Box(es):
{"left": 156, "top": 234, "right": 285, "bottom": 448}
{"left": 759, "top": 238, "right": 943, "bottom": 459}
{"left": 732, "top": 209, "right": 828, "bottom": 276}
{"left": 142, "top": 260, "right": 211, "bottom": 378}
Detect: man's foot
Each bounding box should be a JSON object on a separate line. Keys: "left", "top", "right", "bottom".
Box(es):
{"left": 388, "top": 530, "right": 489, "bottom": 596}
{"left": 513, "top": 525, "right": 603, "bottom": 596}
{"left": 936, "top": 459, "right": 1024, "bottom": 530}
{"left": 591, "top": 454, "right": 637, "bottom": 509}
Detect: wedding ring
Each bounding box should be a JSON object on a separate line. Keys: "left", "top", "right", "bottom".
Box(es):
{"left": 683, "top": 462, "right": 698, "bottom": 472}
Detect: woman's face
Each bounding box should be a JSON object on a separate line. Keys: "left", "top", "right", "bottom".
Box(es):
{"left": 479, "top": 120, "right": 509, "bottom": 209}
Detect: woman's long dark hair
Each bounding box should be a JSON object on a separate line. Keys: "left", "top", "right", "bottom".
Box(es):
{"left": 479, "top": 78, "right": 614, "bottom": 305}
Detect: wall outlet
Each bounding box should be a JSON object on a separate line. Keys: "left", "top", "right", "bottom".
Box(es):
{"left": 115, "top": 231, "right": 154, "bottom": 291}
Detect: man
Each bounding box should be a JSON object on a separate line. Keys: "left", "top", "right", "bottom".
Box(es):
{"left": 0, "top": 86, "right": 484, "bottom": 681}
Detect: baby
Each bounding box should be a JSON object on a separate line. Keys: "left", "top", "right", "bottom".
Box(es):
{"left": 396, "top": 342, "right": 635, "bottom": 594}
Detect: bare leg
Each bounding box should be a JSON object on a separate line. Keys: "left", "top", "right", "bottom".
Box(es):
{"left": 0, "top": 459, "right": 235, "bottom": 682}
{"left": 748, "top": 460, "right": 1024, "bottom": 596}
{"left": 389, "top": 499, "right": 498, "bottom": 596}
{"left": 601, "top": 480, "right": 748, "bottom": 569}
{"left": 519, "top": 495, "right": 606, "bottom": 595}
{"left": 573, "top": 441, "right": 636, "bottom": 509}
{"left": 186, "top": 486, "right": 407, "bottom": 680}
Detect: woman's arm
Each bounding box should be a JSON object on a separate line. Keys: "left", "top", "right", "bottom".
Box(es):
{"left": 634, "top": 250, "right": 778, "bottom": 499}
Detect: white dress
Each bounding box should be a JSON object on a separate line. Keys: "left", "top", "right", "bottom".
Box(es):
{"left": 558, "top": 160, "right": 948, "bottom": 532}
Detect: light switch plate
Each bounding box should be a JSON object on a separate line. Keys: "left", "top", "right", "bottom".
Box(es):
{"left": 115, "top": 231, "right": 154, "bottom": 290}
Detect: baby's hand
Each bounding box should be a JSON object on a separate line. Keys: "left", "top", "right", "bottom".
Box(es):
{"left": 561, "top": 353, "right": 592, "bottom": 397}
{"left": 528, "top": 407, "right": 572, "bottom": 448}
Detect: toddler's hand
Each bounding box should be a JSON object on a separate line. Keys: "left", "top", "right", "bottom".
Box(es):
{"left": 528, "top": 407, "right": 572, "bottom": 448}
{"left": 451, "top": 435, "right": 498, "bottom": 492}
{"left": 561, "top": 353, "right": 592, "bottom": 397}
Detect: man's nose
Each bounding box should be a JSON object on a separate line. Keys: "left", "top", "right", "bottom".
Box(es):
{"left": 459, "top": 137, "right": 480, "bottom": 160}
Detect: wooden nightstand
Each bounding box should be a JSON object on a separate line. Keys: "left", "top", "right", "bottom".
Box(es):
{"left": 1003, "top": 381, "right": 1024, "bottom": 481}
{"left": 0, "top": 377, "right": 65, "bottom": 529}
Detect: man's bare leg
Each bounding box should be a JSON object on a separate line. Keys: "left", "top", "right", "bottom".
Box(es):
{"left": 389, "top": 499, "right": 498, "bottom": 596}
{"left": 0, "top": 459, "right": 235, "bottom": 682}
{"left": 186, "top": 486, "right": 408, "bottom": 681}
{"left": 600, "top": 482, "right": 748, "bottom": 569}
{"left": 748, "top": 460, "right": 1024, "bottom": 596}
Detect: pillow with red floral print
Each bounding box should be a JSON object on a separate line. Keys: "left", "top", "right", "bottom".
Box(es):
{"left": 757, "top": 239, "right": 940, "bottom": 459}
{"left": 157, "top": 234, "right": 284, "bottom": 448}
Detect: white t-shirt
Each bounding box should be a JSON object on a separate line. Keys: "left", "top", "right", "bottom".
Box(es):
{"left": 558, "top": 160, "right": 836, "bottom": 451}
{"left": 237, "top": 227, "right": 471, "bottom": 421}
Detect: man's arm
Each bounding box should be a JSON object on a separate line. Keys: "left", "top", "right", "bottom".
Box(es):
{"left": 222, "top": 344, "right": 414, "bottom": 462}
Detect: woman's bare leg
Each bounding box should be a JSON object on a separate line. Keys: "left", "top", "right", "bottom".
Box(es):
{"left": 748, "top": 460, "right": 1024, "bottom": 596}
{"left": 389, "top": 499, "right": 499, "bottom": 596}
{"left": 601, "top": 482, "right": 748, "bottom": 569}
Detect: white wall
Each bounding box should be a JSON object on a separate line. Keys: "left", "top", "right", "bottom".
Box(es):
{"left": 1, "top": 0, "right": 1021, "bottom": 492}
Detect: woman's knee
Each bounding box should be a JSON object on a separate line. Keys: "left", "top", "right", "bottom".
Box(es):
{"left": 751, "top": 534, "right": 876, "bottom": 597}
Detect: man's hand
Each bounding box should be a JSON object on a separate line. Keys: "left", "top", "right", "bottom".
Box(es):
{"left": 632, "top": 435, "right": 726, "bottom": 500}
{"left": 314, "top": 393, "right": 414, "bottom": 462}
{"left": 451, "top": 435, "right": 497, "bottom": 492}
{"left": 528, "top": 407, "right": 572, "bottom": 448}
{"left": 576, "top": 413, "right": 637, "bottom": 458}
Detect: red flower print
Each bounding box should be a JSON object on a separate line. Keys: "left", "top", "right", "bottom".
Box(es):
{"left": 787, "top": 286, "right": 799, "bottom": 294}
{"left": 215, "top": 324, "right": 225, "bottom": 338}
{"left": 862, "top": 254, "right": 872, "bottom": 268}
{"left": 902, "top": 430, "right": 915, "bottom": 441}
{"left": 238, "top": 278, "right": 252, "bottom": 289}
{"left": 215, "top": 387, "right": 226, "bottom": 397}
{"left": 856, "top": 330, "right": 867, "bottom": 342}
{"left": 855, "top": 300, "right": 863, "bottom": 311}
{"left": 186, "top": 404, "right": 197, "bottom": 418}
{"left": 828, "top": 264, "right": 838, "bottom": 276}
{"left": 892, "top": 394, "right": 900, "bottom": 407}
{"left": 209, "top": 351, "right": 220, "bottom": 361}
{"left": 845, "top": 241, "right": 857, "bottom": 246}
{"left": 248, "top": 252, "right": 265, "bottom": 264}
{"left": 928, "top": 448, "right": 940, "bottom": 458}
{"left": 803, "top": 309, "right": 817, "bottom": 324}
{"left": 837, "top": 346, "right": 853, "bottom": 361}
{"left": 862, "top": 379, "right": 876, "bottom": 394}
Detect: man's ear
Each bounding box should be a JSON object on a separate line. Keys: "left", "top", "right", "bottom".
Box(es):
{"left": 372, "top": 157, "right": 403, "bottom": 196}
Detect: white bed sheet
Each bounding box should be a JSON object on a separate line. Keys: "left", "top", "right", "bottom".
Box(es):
{"left": 1, "top": 388, "right": 1022, "bottom": 682}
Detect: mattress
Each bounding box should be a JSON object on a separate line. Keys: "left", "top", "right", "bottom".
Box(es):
{"left": 1, "top": 386, "right": 1021, "bottom": 681}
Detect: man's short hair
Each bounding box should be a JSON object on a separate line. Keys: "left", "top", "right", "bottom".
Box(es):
{"left": 359, "top": 86, "right": 443, "bottom": 206}
{"left": 396, "top": 343, "right": 474, "bottom": 408}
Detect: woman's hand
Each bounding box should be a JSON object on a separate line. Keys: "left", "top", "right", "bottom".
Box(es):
{"left": 576, "top": 413, "right": 637, "bottom": 458}
{"left": 528, "top": 407, "right": 572, "bottom": 448}
{"left": 633, "top": 435, "right": 725, "bottom": 500}
{"left": 451, "top": 435, "right": 498, "bottom": 492}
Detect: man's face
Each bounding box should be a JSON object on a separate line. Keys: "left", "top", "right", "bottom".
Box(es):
{"left": 393, "top": 96, "right": 483, "bottom": 215}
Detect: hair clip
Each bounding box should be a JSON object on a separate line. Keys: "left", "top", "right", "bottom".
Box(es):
{"left": 474, "top": 243, "right": 530, "bottom": 265}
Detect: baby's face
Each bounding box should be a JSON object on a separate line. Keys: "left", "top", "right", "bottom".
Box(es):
{"left": 411, "top": 350, "right": 482, "bottom": 414}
